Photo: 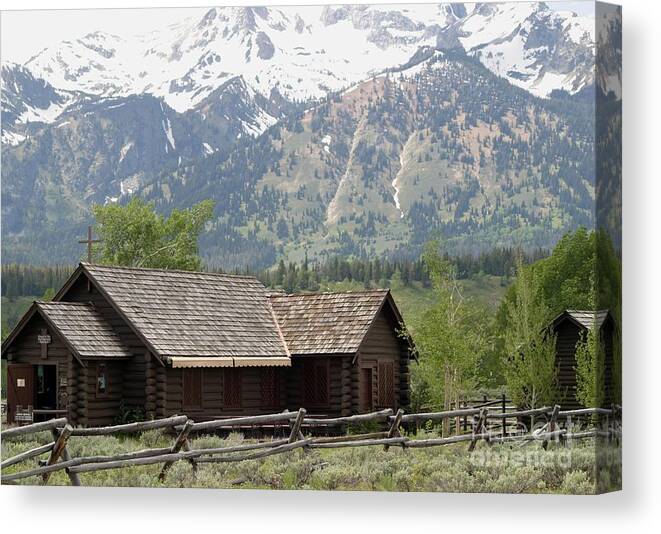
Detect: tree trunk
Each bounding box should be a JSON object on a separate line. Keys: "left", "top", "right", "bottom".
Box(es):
{"left": 443, "top": 366, "right": 451, "bottom": 436}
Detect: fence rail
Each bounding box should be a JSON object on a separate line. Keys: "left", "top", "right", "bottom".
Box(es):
{"left": 1, "top": 405, "right": 621, "bottom": 486}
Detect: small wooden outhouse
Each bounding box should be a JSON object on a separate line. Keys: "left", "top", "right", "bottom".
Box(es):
{"left": 550, "top": 309, "right": 616, "bottom": 409}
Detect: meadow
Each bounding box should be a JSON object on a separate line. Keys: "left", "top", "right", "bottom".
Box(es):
{"left": 1, "top": 428, "right": 618, "bottom": 494}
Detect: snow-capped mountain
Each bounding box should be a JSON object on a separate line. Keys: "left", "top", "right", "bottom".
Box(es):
{"left": 456, "top": 2, "right": 595, "bottom": 97}
{"left": 2, "top": 3, "right": 617, "bottom": 268}
{"left": 10, "top": 3, "right": 595, "bottom": 130}
{"left": 23, "top": 5, "right": 457, "bottom": 112}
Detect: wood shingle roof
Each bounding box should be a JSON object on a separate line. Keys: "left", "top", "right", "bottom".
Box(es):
{"left": 36, "top": 301, "right": 132, "bottom": 359}
{"left": 560, "top": 310, "right": 612, "bottom": 330}
{"left": 81, "top": 264, "right": 289, "bottom": 359}
{"left": 269, "top": 290, "right": 390, "bottom": 355}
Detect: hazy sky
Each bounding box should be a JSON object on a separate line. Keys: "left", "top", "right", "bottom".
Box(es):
{"left": 1, "top": 2, "right": 596, "bottom": 65}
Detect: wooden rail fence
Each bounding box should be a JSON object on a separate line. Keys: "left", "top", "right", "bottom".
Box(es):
{"left": 1, "top": 405, "right": 621, "bottom": 486}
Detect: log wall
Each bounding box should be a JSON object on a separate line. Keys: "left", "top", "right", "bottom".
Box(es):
{"left": 554, "top": 320, "right": 582, "bottom": 409}
{"left": 67, "top": 354, "right": 79, "bottom": 426}
{"left": 77, "top": 361, "right": 88, "bottom": 427}
{"left": 84, "top": 360, "right": 124, "bottom": 427}
{"left": 164, "top": 367, "right": 288, "bottom": 420}
{"left": 602, "top": 320, "right": 615, "bottom": 407}
{"left": 357, "top": 307, "right": 404, "bottom": 411}
{"left": 145, "top": 352, "right": 157, "bottom": 419}
{"left": 286, "top": 357, "right": 346, "bottom": 417}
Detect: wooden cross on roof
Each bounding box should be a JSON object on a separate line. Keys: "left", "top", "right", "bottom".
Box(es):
{"left": 78, "top": 225, "right": 102, "bottom": 263}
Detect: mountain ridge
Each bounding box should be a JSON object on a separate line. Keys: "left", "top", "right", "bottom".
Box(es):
{"left": 1, "top": 4, "right": 606, "bottom": 268}
{"left": 4, "top": 3, "right": 596, "bottom": 143}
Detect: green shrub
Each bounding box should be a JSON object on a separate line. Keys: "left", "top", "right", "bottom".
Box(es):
{"left": 346, "top": 420, "right": 382, "bottom": 435}
{"left": 113, "top": 402, "right": 146, "bottom": 425}
{"left": 138, "top": 429, "right": 170, "bottom": 449}
{"left": 560, "top": 471, "right": 595, "bottom": 494}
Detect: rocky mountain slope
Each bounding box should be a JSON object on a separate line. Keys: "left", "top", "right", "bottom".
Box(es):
{"left": 1, "top": 63, "right": 76, "bottom": 146}
{"left": 141, "top": 51, "right": 595, "bottom": 268}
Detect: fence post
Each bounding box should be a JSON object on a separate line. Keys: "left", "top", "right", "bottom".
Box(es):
{"left": 468, "top": 408, "right": 488, "bottom": 452}
{"left": 542, "top": 405, "right": 560, "bottom": 450}
{"left": 42, "top": 424, "right": 75, "bottom": 485}
{"left": 159, "top": 419, "right": 193, "bottom": 482}
{"left": 384, "top": 409, "right": 404, "bottom": 451}
{"left": 53, "top": 426, "right": 81, "bottom": 487}
{"left": 288, "top": 408, "right": 306, "bottom": 443}
{"left": 501, "top": 393, "right": 507, "bottom": 438}
{"left": 606, "top": 404, "right": 613, "bottom": 442}
{"left": 58, "top": 440, "right": 82, "bottom": 486}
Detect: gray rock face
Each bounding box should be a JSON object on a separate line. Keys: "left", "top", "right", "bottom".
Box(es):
{"left": 1, "top": 64, "right": 74, "bottom": 145}
{"left": 255, "top": 32, "right": 275, "bottom": 60}
{"left": 231, "top": 7, "right": 257, "bottom": 33}
{"left": 320, "top": 6, "right": 352, "bottom": 26}
{"left": 295, "top": 15, "right": 306, "bottom": 34}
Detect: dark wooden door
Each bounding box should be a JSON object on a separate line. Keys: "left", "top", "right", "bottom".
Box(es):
{"left": 260, "top": 368, "right": 280, "bottom": 409}
{"left": 360, "top": 367, "right": 374, "bottom": 413}
{"left": 303, "top": 360, "right": 329, "bottom": 408}
{"left": 378, "top": 361, "right": 395, "bottom": 409}
{"left": 7, "top": 364, "right": 34, "bottom": 423}
{"left": 223, "top": 369, "right": 242, "bottom": 409}
{"left": 182, "top": 368, "right": 203, "bottom": 410}
{"left": 35, "top": 364, "right": 58, "bottom": 410}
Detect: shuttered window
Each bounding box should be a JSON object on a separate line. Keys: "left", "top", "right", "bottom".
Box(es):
{"left": 96, "top": 363, "right": 108, "bottom": 397}
{"left": 182, "top": 369, "right": 202, "bottom": 409}
{"left": 261, "top": 368, "right": 280, "bottom": 408}
{"left": 303, "top": 361, "right": 329, "bottom": 407}
{"left": 224, "top": 369, "right": 242, "bottom": 408}
{"left": 378, "top": 361, "right": 395, "bottom": 409}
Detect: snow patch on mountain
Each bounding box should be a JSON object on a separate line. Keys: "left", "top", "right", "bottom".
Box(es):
{"left": 162, "top": 116, "right": 176, "bottom": 151}
{"left": 240, "top": 106, "right": 278, "bottom": 136}
{"left": 563, "top": 14, "right": 595, "bottom": 43}
{"left": 392, "top": 132, "right": 417, "bottom": 219}
{"left": 119, "top": 142, "right": 133, "bottom": 162}
{"left": 1, "top": 130, "right": 26, "bottom": 146}
{"left": 533, "top": 71, "right": 570, "bottom": 97}
{"left": 321, "top": 134, "right": 332, "bottom": 153}
{"left": 18, "top": 99, "right": 69, "bottom": 123}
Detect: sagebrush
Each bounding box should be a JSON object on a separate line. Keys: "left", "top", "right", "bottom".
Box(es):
{"left": 1, "top": 430, "right": 620, "bottom": 494}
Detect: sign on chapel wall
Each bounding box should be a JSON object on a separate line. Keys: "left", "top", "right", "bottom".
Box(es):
{"left": 38, "top": 329, "right": 51, "bottom": 359}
